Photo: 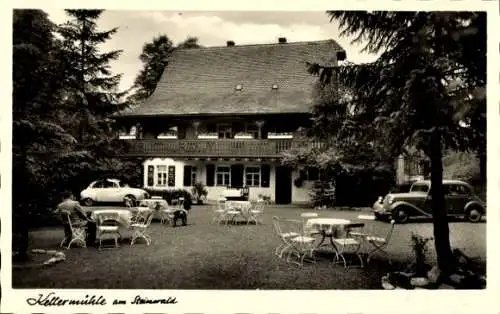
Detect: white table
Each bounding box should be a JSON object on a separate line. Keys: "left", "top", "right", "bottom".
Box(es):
{"left": 305, "top": 218, "right": 352, "bottom": 249}
{"left": 139, "top": 198, "right": 169, "bottom": 209}
{"left": 224, "top": 201, "right": 253, "bottom": 223}
{"left": 90, "top": 209, "right": 134, "bottom": 229}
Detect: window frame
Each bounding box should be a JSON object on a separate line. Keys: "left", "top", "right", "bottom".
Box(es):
{"left": 217, "top": 123, "right": 233, "bottom": 139}
{"left": 245, "top": 166, "right": 261, "bottom": 187}
{"left": 215, "top": 165, "right": 231, "bottom": 186}
{"left": 245, "top": 123, "right": 259, "bottom": 139}
{"left": 191, "top": 166, "right": 197, "bottom": 186}
{"left": 156, "top": 165, "right": 168, "bottom": 187}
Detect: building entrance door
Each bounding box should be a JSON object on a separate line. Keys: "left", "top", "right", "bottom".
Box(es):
{"left": 275, "top": 166, "right": 292, "bottom": 204}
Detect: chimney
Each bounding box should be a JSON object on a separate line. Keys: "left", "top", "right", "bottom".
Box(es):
{"left": 227, "top": 40, "right": 235, "bottom": 47}
{"left": 278, "top": 37, "right": 287, "bottom": 44}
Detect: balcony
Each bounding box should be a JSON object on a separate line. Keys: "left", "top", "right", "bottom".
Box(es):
{"left": 123, "top": 139, "right": 323, "bottom": 158}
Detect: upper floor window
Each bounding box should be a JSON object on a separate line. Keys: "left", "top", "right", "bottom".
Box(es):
{"left": 217, "top": 123, "right": 233, "bottom": 139}
{"left": 245, "top": 123, "right": 258, "bottom": 139}
{"left": 119, "top": 126, "right": 137, "bottom": 139}
{"left": 216, "top": 166, "right": 231, "bottom": 186}
{"left": 157, "top": 126, "right": 178, "bottom": 139}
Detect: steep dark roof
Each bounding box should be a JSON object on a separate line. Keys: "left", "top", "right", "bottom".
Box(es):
{"left": 120, "top": 39, "right": 345, "bottom": 117}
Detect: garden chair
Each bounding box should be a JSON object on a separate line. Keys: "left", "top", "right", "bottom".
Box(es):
{"left": 159, "top": 202, "right": 176, "bottom": 225}
{"left": 300, "top": 212, "right": 320, "bottom": 236}
{"left": 272, "top": 216, "right": 300, "bottom": 258}
{"left": 247, "top": 199, "right": 265, "bottom": 225}
{"left": 212, "top": 197, "right": 227, "bottom": 224}
{"left": 355, "top": 215, "right": 396, "bottom": 264}
{"left": 130, "top": 212, "right": 154, "bottom": 246}
{"left": 131, "top": 206, "right": 151, "bottom": 224}
{"left": 59, "top": 213, "right": 87, "bottom": 249}
{"left": 284, "top": 219, "right": 317, "bottom": 267}
{"left": 332, "top": 222, "right": 365, "bottom": 269}
{"left": 224, "top": 202, "right": 244, "bottom": 225}
{"left": 96, "top": 214, "right": 121, "bottom": 249}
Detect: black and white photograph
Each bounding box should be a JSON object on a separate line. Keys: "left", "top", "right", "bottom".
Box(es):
{"left": 2, "top": 1, "right": 498, "bottom": 313}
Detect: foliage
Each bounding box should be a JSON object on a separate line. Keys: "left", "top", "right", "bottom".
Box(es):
{"left": 143, "top": 188, "right": 193, "bottom": 210}
{"left": 442, "top": 150, "right": 480, "bottom": 183}
{"left": 129, "top": 35, "right": 202, "bottom": 103}
{"left": 12, "top": 10, "right": 141, "bottom": 255}
{"left": 12, "top": 9, "right": 79, "bottom": 254}
{"left": 191, "top": 182, "right": 208, "bottom": 204}
{"left": 410, "top": 232, "right": 433, "bottom": 276}
{"left": 306, "top": 11, "right": 485, "bottom": 274}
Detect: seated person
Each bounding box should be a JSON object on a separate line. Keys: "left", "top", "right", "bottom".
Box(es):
{"left": 56, "top": 191, "right": 96, "bottom": 246}
{"left": 156, "top": 197, "right": 190, "bottom": 227}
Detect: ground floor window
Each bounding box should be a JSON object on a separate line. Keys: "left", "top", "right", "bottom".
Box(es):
{"left": 216, "top": 166, "right": 231, "bottom": 186}
{"left": 191, "top": 166, "right": 197, "bottom": 185}
{"left": 157, "top": 165, "right": 168, "bottom": 186}
{"left": 245, "top": 166, "right": 261, "bottom": 187}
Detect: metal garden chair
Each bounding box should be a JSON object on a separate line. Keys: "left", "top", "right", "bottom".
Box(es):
{"left": 96, "top": 213, "right": 122, "bottom": 249}
{"left": 130, "top": 212, "right": 154, "bottom": 246}
{"left": 355, "top": 215, "right": 396, "bottom": 264}
{"left": 272, "top": 216, "right": 300, "bottom": 258}
{"left": 332, "top": 222, "right": 365, "bottom": 269}
{"left": 59, "top": 213, "right": 87, "bottom": 249}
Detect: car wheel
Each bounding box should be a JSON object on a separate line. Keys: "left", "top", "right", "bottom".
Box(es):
{"left": 124, "top": 195, "right": 136, "bottom": 207}
{"left": 465, "top": 207, "right": 482, "bottom": 223}
{"left": 393, "top": 207, "right": 409, "bottom": 224}
{"left": 82, "top": 198, "right": 94, "bottom": 206}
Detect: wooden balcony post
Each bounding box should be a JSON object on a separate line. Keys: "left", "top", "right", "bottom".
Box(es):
{"left": 255, "top": 120, "right": 265, "bottom": 139}
{"left": 192, "top": 120, "right": 201, "bottom": 137}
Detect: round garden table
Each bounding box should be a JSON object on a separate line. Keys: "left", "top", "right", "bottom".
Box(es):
{"left": 305, "top": 218, "right": 352, "bottom": 249}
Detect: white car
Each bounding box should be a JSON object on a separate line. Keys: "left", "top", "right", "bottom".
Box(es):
{"left": 80, "top": 179, "right": 149, "bottom": 206}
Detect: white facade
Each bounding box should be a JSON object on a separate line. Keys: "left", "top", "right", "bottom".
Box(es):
{"left": 142, "top": 157, "right": 313, "bottom": 204}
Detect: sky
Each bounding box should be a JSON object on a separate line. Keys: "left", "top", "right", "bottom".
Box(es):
{"left": 44, "top": 10, "right": 381, "bottom": 92}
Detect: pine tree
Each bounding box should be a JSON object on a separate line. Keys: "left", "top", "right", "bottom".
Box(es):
{"left": 13, "top": 9, "right": 76, "bottom": 259}
{"left": 130, "top": 35, "right": 202, "bottom": 103}
{"left": 58, "top": 9, "right": 125, "bottom": 145}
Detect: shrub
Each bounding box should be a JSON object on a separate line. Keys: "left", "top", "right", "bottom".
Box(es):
{"left": 409, "top": 232, "right": 433, "bottom": 276}
{"left": 143, "top": 188, "right": 192, "bottom": 210}
{"left": 191, "top": 182, "right": 208, "bottom": 204}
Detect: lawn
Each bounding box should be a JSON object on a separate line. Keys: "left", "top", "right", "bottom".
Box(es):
{"left": 13, "top": 205, "right": 407, "bottom": 289}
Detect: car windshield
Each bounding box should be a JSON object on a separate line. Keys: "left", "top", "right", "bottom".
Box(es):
{"left": 411, "top": 184, "right": 429, "bottom": 193}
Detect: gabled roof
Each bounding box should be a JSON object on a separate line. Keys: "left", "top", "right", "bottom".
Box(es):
{"left": 119, "top": 39, "right": 345, "bottom": 117}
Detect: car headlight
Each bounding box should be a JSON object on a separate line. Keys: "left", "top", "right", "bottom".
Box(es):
{"left": 387, "top": 195, "right": 394, "bottom": 204}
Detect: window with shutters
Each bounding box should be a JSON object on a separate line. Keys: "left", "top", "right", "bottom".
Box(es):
{"left": 245, "top": 166, "right": 261, "bottom": 187}
{"left": 157, "top": 165, "right": 168, "bottom": 186}
{"left": 216, "top": 166, "right": 231, "bottom": 186}
{"left": 191, "top": 166, "right": 197, "bottom": 185}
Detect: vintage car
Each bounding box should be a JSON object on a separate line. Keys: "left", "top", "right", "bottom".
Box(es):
{"left": 80, "top": 178, "right": 149, "bottom": 206}
{"left": 373, "top": 180, "right": 485, "bottom": 223}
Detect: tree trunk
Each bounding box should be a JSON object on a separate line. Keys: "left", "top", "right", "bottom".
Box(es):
{"left": 430, "top": 129, "right": 455, "bottom": 274}
{"left": 479, "top": 151, "right": 486, "bottom": 189}
{"left": 13, "top": 145, "right": 30, "bottom": 261}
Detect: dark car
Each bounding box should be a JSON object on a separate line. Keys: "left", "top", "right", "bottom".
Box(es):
{"left": 373, "top": 180, "right": 485, "bottom": 223}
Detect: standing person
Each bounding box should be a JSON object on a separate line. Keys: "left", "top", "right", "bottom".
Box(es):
{"left": 56, "top": 191, "right": 96, "bottom": 246}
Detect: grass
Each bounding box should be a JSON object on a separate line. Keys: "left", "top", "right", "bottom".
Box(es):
{"left": 13, "top": 205, "right": 407, "bottom": 289}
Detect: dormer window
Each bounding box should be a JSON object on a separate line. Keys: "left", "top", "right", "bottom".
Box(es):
{"left": 235, "top": 84, "right": 243, "bottom": 91}
{"left": 271, "top": 84, "right": 279, "bottom": 90}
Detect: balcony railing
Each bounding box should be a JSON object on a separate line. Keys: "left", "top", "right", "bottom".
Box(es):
{"left": 123, "top": 139, "right": 323, "bottom": 158}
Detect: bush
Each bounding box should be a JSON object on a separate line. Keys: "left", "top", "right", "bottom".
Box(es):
{"left": 334, "top": 167, "right": 395, "bottom": 207}
{"left": 143, "top": 188, "right": 192, "bottom": 210}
